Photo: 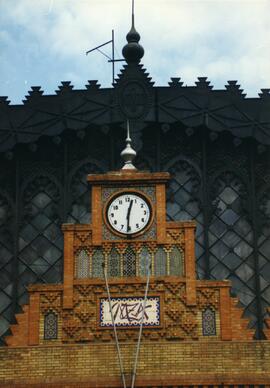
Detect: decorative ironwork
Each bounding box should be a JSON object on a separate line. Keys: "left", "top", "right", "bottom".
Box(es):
{"left": 0, "top": 193, "right": 14, "bottom": 341}
{"left": 68, "top": 162, "right": 104, "bottom": 224}
{"left": 202, "top": 308, "right": 216, "bottom": 336}
{"left": 166, "top": 159, "right": 205, "bottom": 279}
{"left": 18, "top": 176, "right": 63, "bottom": 305}
{"left": 209, "top": 172, "right": 257, "bottom": 328}
{"left": 258, "top": 189, "right": 270, "bottom": 327}
{"left": 44, "top": 312, "right": 58, "bottom": 340}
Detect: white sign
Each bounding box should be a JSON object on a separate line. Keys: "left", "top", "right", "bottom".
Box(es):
{"left": 100, "top": 296, "right": 160, "bottom": 327}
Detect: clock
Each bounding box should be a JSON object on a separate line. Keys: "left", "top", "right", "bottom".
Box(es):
{"left": 106, "top": 192, "right": 151, "bottom": 235}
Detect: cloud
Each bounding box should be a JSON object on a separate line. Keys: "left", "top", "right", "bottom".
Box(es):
{"left": 0, "top": 0, "right": 269, "bottom": 102}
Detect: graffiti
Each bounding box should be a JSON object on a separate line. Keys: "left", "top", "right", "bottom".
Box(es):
{"left": 100, "top": 296, "right": 160, "bottom": 327}
{"left": 112, "top": 301, "right": 151, "bottom": 323}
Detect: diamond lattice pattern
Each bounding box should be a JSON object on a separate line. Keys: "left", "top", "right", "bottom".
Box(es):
{"left": 209, "top": 172, "right": 257, "bottom": 328}
{"left": 18, "top": 176, "right": 63, "bottom": 305}
{"left": 0, "top": 194, "right": 14, "bottom": 341}
{"left": 167, "top": 160, "right": 205, "bottom": 278}
{"left": 258, "top": 192, "right": 270, "bottom": 327}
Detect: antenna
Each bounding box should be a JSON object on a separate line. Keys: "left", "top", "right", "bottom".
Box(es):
{"left": 86, "top": 30, "right": 125, "bottom": 85}
{"left": 132, "top": 0, "right": 134, "bottom": 27}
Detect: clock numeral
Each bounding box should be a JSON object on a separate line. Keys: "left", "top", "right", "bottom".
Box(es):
{"left": 141, "top": 218, "right": 145, "bottom": 222}
{"left": 136, "top": 223, "right": 139, "bottom": 229}
{"left": 128, "top": 226, "right": 131, "bottom": 231}
{"left": 125, "top": 197, "right": 130, "bottom": 202}
{"left": 144, "top": 210, "right": 147, "bottom": 215}
{"left": 141, "top": 204, "right": 144, "bottom": 208}
{"left": 118, "top": 200, "right": 122, "bottom": 205}
{"left": 114, "top": 220, "right": 117, "bottom": 225}
{"left": 113, "top": 206, "right": 118, "bottom": 210}
{"left": 121, "top": 224, "right": 124, "bottom": 229}
{"left": 111, "top": 213, "right": 114, "bottom": 218}
{"left": 134, "top": 199, "right": 137, "bottom": 203}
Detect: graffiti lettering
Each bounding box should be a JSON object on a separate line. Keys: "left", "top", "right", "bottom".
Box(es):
{"left": 112, "top": 301, "right": 152, "bottom": 323}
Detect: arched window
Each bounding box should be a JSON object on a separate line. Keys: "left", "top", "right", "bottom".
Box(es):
{"left": 154, "top": 247, "right": 166, "bottom": 276}
{"left": 202, "top": 308, "right": 216, "bottom": 336}
{"left": 76, "top": 249, "right": 89, "bottom": 278}
{"left": 92, "top": 248, "right": 104, "bottom": 278}
{"left": 139, "top": 246, "right": 151, "bottom": 276}
{"left": 108, "top": 247, "right": 120, "bottom": 277}
{"left": 44, "top": 312, "right": 58, "bottom": 340}
{"left": 169, "top": 246, "right": 183, "bottom": 276}
{"left": 123, "top": 246, "right": 136, "bottom": 277}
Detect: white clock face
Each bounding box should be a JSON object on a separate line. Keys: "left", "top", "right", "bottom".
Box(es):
{"left": 107, "top": 193, "right": 151, "bottom": 235}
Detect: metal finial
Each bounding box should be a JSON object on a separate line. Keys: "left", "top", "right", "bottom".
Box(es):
{"left": 132, "top": 0, "right": 134, "bottom": 27}
{"left": 122, "top": 0, "right": 144, "bottom": 64}
{"left": 121, "top": 121, "right": 137, "bottom": 170}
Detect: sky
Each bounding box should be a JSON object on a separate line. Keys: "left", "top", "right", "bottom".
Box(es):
{"left": 0, "top": 0, "right": 269, "bottom": 104}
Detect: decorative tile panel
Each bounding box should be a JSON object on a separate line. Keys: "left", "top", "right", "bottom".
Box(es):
{"left": 100, "top": 296, "right": 160, "bottom": 327}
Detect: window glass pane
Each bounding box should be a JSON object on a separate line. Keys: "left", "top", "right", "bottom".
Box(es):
{"left": 67, "top": 162, "right": 103, "bottom": 224}
{"left": 209, "top": 172, "right": 256, "bottom": 328}
{"left": 19, "top": 176, "right": 62, "bottom": 305}
{"left": 167, "top": 160, "right": 204, "bottom": 279}
{"left": 0, "top": 194, "right": 14, "bottom": 340}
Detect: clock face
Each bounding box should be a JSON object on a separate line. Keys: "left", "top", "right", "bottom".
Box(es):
{"left": 106, "top": 193, "right": 151, "bottom": 235}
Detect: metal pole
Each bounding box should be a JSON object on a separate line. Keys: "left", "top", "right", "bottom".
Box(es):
{"left": 103, "top": 263, "right": 127, "bottom": 388}
{"left": 131, "top": 258, "right": 151, "bottom": 388}
{"left": 112, "top": 29, "right": 115, "bottom": 84}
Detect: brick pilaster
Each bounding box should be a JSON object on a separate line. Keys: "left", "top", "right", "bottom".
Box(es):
{"left": 28, "top": 292, "right": 40, "bottom": 345}
{"left": 92, "top": 186, "right": 102, "bottom": 245}
{"left": 184, "top": 226, "right": 196, "bottom": 306}
{"left": 63, "top": 230, "right": 74, "bottom": 309}
{"left": 156, "top": 183, "right": 166, "bottom": 244}
{"left": 220, "top": 286, "right": 232, "bottom": 340}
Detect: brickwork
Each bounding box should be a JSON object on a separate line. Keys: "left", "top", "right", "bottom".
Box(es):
{"left": 5, "top": 277, "right": 253, "bottom": 346}
{"left": 0, "top": 341, "right": 270, "bottom": 386}
{"left": 2, "top": 168, "right": 268, "bottom": 386}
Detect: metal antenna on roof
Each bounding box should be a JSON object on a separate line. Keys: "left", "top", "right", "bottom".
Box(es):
{"left": 132, "top": 0, "right": 135, "bottom": 27}
{"left": 86, "top": 30, "right": 125, "bottom": 84}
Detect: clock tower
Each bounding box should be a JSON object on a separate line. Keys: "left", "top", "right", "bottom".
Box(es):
{"left": 3, "top": 123, "right": 260, "bottom": 387}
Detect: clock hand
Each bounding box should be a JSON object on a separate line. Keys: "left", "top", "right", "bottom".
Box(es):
{"left": 126, "top": 200, "right": 133, "bottom": 232}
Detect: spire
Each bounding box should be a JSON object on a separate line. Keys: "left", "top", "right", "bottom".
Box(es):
{"left": 121, "top": 121, "right": 137, "bottom": 170}
{"left": 122, "top": 0, "right": 144, "bottom": 64}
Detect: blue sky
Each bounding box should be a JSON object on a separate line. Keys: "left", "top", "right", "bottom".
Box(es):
{"left": 0, "top": 0, "right": 269, "bottom": 104}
